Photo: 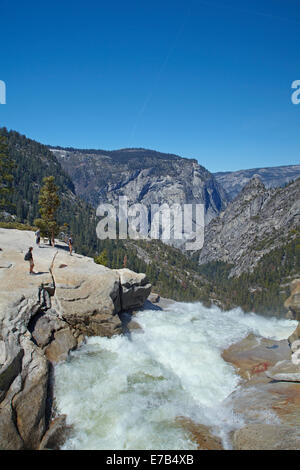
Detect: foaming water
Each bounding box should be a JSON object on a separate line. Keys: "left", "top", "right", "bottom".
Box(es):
{"left": 54, "top": 302, "right": 297, "bottom": 450}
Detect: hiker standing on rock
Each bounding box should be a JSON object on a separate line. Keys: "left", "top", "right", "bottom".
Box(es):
{"left": 24, "top": 247, "right": 35, "bottom": 275}
{"left": 68, "top": 235, "right": 73, "bottom": 256}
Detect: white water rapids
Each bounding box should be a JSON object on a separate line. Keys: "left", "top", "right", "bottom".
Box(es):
{"left": 54, "top": 302, "right": 297, "bottom": 450}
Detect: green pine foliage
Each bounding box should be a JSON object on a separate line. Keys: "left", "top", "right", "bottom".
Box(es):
{"left": 35, "top": 176, "right": 60, "bottom": 241}
{"left": 198, "top": 231, "right": 300, "bottom": 316}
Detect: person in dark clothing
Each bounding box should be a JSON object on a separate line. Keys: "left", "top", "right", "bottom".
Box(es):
{"left": 24, "top": 247, "right": 34, "bottom": 274}
{"left": 68, "top": 235, "right": 73, "bottom": 256}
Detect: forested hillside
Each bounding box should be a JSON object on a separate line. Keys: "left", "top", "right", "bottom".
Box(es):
{"left": 0, "top": 128, "right": 99, "bottom": 256}
{"left": 0, "top": 128, "right": 210, "bottom": 301}
{"left": 1, "top": 127, "right": 299, "bottom": 316}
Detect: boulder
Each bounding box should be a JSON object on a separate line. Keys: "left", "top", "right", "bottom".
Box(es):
{"left": 233, "top": 424, "right": 300, "bottom": 450}
{"left": 116, "top": 268, "right": 152, "bottom": 310}
{"left": 221, "top": 333, "right": 290, "bottom": 381}
{"left": 176, "top": 418, "right": 223, "bottom": 450}
{"left": 266, "top": 360, "right": 300, "bottom": 382}
{"left": 12, "top": 342, "right": 49, "bottom": 449}
{"left": 0, "top": 342, "right": 24, "bottom": 403}
{"left": 45, "top": 328, "right": 77, "bottom": 363}
{"left": 39, "top": 415, "right": 69, "bottom": 450}
{"left": 30, "top": 312, "right": 65, "bottom": 348}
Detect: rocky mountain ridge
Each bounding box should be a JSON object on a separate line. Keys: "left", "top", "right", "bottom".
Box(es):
{"left": 199, "top": 176, "right": 300, "bottom": 277}
{"left": 50, "top": 147, "right": 228, "bottom": 224}
{"left": 214, "top": 164, "right": 300, "bottom": 201}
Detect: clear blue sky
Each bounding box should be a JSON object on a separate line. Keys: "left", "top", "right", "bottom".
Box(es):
{"left": 1, "top": 0, "right": 300, "bottom": 172}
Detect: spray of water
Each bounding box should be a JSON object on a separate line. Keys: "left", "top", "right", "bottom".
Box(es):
{"left": 54, "top": 302, "right": 296, "bottom": 450}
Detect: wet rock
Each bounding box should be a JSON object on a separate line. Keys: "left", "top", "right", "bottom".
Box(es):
{"left": 266, "top": 360, "right": 300, "bottom": 382}
{"left": 233, "top": 424, "right": 300, "bottom": 450}
{"left": 221, "top": 333, "right": 290, "bottom": 381}
{"left": 176, "top": 418, "right": 223, "bottom": 450}
{"left": 45, "top": 328, "right": 77, "bottom": 363}
{"left": 39, "top": 415, "right": 69, "bottom": 450}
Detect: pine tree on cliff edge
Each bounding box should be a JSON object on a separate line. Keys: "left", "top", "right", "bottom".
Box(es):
{"left": 34, "top": 176, "right": 60, "bottom": 246}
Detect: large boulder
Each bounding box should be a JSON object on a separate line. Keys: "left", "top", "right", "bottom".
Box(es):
{"left": 45, "top": 328, "right": 77, "bottom": 363}
{"left": 221, "top": 333, "right": 290, "bottom": 380}
{"left": 39, "top": 414, "right": 69, "bottom": 450}
{"left": 0, "top": 340, "right": 24, "bottom": 403}
{"left": 233, "top": 424, "right": 300, "bottom": 450}
{"left": 266, "top": 360, "right": 300, "bottom": 382}
{"left": 176, "top": 417, "right": 223, "bottom": 450}
{"left": 12, "top": 339, "right": 49, "bottom": 449}
{"left": 115, "top": 268, "right": 152, "bottom": 311}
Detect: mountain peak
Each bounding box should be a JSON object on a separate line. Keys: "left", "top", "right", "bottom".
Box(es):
{"left": 242, "top": 175, "right": 265, "bottom": 192}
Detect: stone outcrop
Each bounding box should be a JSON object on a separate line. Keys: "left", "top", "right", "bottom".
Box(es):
{"left": 0, "top": 228, "right": 151, "bottom": 449}
{"left": 233, "top": 424, "right": 300, "bottom": 450}
{"left": 221, "top": 333, "right": 291, "bottom": 381}
{"left": 176, "top": 417, "right": 223, "bottom": 450}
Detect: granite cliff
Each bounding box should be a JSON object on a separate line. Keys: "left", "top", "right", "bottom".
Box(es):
{"left": 50, "top": 147, "right": 228, "bottom": 224}
{"left": 0, "top": 229, "right": 151, "bottom": 449}
{"left": 199, "top": 176, "right": 300, "bottom": 277}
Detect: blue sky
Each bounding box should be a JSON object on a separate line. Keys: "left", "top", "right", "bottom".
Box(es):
{"left": 0, "top": 0, "right": 300, "bottom": 172}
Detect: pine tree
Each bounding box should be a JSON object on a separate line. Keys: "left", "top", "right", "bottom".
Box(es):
{"left": 34, "top": 176, "right": 60, "bottom": 245}
{"left": 95, "top": 249, "right": 109, "bottom": 267}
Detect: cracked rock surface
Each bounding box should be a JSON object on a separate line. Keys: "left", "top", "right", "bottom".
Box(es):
{"left": 0, "top": 229, "right": 151, "bottom": 449}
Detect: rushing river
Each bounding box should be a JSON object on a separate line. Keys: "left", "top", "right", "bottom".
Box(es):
{"left": 54, "top": 302, "right": 297, "bottom": 450}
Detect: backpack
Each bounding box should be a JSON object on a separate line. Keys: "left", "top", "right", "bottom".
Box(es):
{"left": 24, "top": 251, "right": 31, "bottom": 261}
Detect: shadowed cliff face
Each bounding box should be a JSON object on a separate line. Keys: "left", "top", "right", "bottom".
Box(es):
{"left": 50, "top": 147, "right": 228, "bottom": 224}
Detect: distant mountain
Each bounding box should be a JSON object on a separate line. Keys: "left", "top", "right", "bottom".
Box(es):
{"left": 214, "top": 165, "right": 300, "bottom": 200}
{"left": 50, "top": 147, "right": 228, "bottom": 224}
{"left": 199, "top": 176, "right": 300, "bottom": 277}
